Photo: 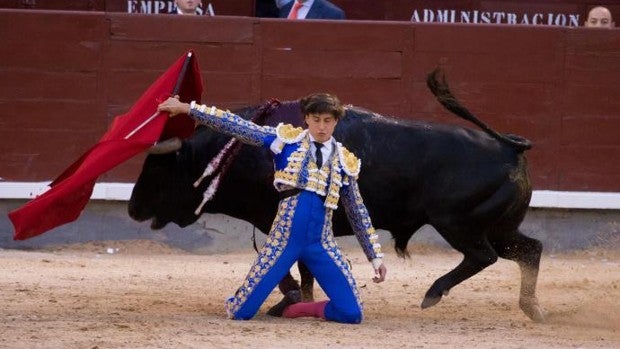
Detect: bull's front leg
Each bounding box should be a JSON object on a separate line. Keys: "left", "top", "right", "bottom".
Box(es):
{"left": 266, "top": 271, "right": 302, "bottom": 317}
{"left": 266, "top": 262, "right": 316, "bottom": 317}
{"left": 276, "top": 270, "right": 300, "bottom": 295}
{"left": 298, "top": 261, "right": 315, "bottom": 302}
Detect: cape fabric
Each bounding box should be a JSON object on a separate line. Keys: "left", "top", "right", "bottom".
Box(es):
{"left": 9, "top": 51, "right": 203, "bottom": 240}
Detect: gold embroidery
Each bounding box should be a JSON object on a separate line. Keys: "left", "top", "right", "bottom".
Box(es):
{"left": 339, "top": 145, "right": 361, "bottom": 177}
{"left": 225, "top": 195, "right": 299, "bottom": 317}
{"left": 273, "top": 136, "right": 357, "bottom": 210}
{"left": 276, "top": 123, "right": 305, "bottom": 143}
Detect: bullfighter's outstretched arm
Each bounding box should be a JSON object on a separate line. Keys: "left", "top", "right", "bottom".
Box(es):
{"left": 158, "top": 97, "right": 276, "bottom": 147}
{"left": 189, "top": 103, "right": 277, "bottom": 147}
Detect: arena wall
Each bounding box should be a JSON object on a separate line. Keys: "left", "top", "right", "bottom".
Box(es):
{"left": 0, "top": 10, "right": 618, "bottom": 249}
{"left": 1, "top": 10, "right": 619, "bottom": 189}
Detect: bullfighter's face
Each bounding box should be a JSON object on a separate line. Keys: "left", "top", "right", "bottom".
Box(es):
{"left": 305, "top": 112, "right": 338, "bottom": 143}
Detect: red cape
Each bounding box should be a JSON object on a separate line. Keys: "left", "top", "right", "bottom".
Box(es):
{"left": 9, "top": 51, "right": 203, "bottom": 240}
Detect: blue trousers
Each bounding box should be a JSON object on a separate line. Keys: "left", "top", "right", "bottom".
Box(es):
{"left": 225, "top": 191, "right": 363, "bottom": 323}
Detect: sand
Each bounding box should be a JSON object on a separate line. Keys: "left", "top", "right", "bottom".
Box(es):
{"left": 1, "top": 240, "right": 618, "bottom": 349}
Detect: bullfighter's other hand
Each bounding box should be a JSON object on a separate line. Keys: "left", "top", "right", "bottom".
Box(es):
{"left": 373, "top": 262, "right": 387, "bottom": 283}
{"left": 158, "top": 95, "right": 190, "bottom": 117}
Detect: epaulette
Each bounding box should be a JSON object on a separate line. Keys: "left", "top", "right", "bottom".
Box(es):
{"left": 337, "top": 143, "right": 361, "bottom": 177}
{"left": 276, "top": 123, "right": 307, "bottom": 144}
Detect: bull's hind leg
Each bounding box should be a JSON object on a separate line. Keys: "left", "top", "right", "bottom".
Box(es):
{"left": 491, "top": 230, "right": 545, "bottom": 322}
{"left": 421, "top": 236, "right": 498, "bottom": 309}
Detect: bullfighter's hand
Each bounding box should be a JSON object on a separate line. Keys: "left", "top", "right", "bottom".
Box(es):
{"left": 373, "top": 263, "right": 387, "bottom": 283}
{"left": 158, "top": 95, "right": 190, "bottom": 117}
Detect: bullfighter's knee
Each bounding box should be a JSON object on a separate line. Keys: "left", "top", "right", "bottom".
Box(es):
{"left": 325, "top": 304, "right": 363, "bottom": 324}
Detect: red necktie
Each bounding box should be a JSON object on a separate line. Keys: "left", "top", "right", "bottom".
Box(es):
{"left": 288, "top": 1, "right": 303, "bottom": 20}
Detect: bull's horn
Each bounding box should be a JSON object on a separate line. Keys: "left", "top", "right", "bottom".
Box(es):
{"left": 148, "top": 137, "right": 182, "bottom": 154}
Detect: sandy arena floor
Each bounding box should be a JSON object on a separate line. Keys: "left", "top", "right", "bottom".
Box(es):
{"left": 0, "top": 240, "right": 618, "bottom": 349}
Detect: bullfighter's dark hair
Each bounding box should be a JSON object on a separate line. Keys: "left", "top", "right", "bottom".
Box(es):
{"left": 300, "top": 93, "right": 344, "bottom": 120}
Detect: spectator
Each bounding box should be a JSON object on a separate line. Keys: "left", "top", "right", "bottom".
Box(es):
{"left": 173, "top": 0, "right": 202, "bottom": 15}
{"left": 280, "top": 0, "right": 345, "bottom": 20}
{"left": 584, "top": 6, "right": 615, "bottom": 28}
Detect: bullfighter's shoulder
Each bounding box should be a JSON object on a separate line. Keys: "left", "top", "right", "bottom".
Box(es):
{"left": 337, "top": 143, "right": 361, "bottom": 178}
{"left": 275, "top": 123, "right": 307, "bottom": 144}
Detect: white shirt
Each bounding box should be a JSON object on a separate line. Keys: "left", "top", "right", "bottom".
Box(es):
{"left": 288, "top": 0, "right": 315, "bottom": 19}
{"left": 308, "top": 134, "right": 333, "bottom": 167}
{"left": 176, "top": 8, "right": 199, "bottom": 15}
{"left": 276, "top": 0, "right": 293, "bottom": 9}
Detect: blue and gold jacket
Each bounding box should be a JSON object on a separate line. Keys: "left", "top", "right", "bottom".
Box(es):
{"left": 189, "top": 104, "right": 383, "bottom": 262}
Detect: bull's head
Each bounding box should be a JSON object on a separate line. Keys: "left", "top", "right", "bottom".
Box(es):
{"left": 128, "top": 101, "right": 301, "bottom": 232}
{"left": 128, "top": 126, "right": 223, "bottom": 229}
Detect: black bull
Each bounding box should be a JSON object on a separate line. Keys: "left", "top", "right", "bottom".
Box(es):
{"left": 128, "top": 71, "right": 545, "bottom": 322}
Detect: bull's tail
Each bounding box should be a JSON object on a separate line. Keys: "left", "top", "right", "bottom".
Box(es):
{"left": 426, "top": 68, "right": 532, "bottom": 152}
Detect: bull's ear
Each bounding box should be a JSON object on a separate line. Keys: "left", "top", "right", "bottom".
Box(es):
{"left": 148, "top": 137, "right": 182, "bottom": 154}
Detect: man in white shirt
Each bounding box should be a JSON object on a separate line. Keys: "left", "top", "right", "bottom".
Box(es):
{"left": 174, "top": 0, "right": 201, "bottom": 15}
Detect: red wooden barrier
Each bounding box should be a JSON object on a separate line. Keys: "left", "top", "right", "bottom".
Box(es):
{"left": 0, "top": 10, "right": 618, "bottom": 191}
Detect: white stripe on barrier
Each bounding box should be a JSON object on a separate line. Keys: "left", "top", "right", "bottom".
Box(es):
{"left": 1, "top": 182, "right": 620, "bottom": 209}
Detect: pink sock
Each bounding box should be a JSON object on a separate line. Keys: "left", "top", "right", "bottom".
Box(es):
{"left": 283, "top": 301, "right": 328, "bottom": 319}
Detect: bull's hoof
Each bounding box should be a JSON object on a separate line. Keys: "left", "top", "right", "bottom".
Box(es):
{"left": 301, "top": 288, "right": 314, "bottom": 302}
{"left": 421, "top": 296, "right": 442, "bottom": 309}
{"left": 267, "top": 290, "right": 301, "bottom": 317}
{"left": 519, "top": 297, "right": 545, "bottom": 323}
{"left": 421, "top": 287, "right": 450, "bottom": 309}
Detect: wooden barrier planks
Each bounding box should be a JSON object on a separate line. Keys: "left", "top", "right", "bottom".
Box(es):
{"left": 0, "top": 11, "right": 619, "bottom": 191}
{"left": 0, "top": 10, "right": 108, "bottom": 181}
